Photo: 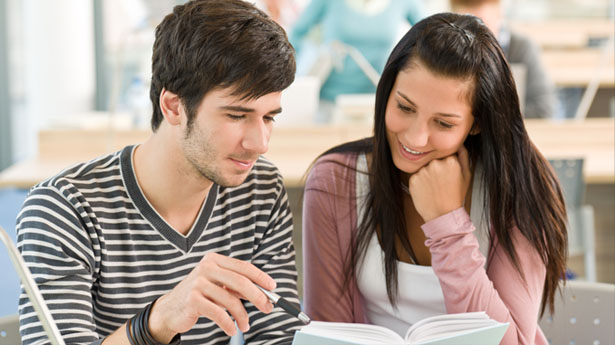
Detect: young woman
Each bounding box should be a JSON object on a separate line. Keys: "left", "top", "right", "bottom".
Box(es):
{"left": 302, "top": 12, "right": 567, "bottom": 344}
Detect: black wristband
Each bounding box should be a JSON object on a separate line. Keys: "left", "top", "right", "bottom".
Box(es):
{"left": 126, "top": 298, "right": 181, "bottom": 345}
{"left": 134, "top": 304, "right": 149, "bottom": 345}
{"left": 125, "top": 316, "right": 135, "bottom": 345}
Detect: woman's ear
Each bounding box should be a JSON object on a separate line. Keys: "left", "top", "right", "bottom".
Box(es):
{"left": 159, "top": 89, "right": 183, "bottom": 126}
{"left": 469, "top": 121, "right": 481, "bottom": 135}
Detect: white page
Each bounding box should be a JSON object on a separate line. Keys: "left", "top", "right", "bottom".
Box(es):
{"left": 301, "top": 321, "right": 405, "bottom": 344}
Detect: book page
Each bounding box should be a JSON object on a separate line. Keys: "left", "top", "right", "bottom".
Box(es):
{"left": 411, "top": 323, "right": 509, "bottom": 345}
{"left": 404, "top": 312, "right": 487, "bottom": 338}
{"left": 404, "top": 312, "right": 490, "bottom": 342}
{"left": 407, "top": 319, "right": 497, "bottom": 343}
{"left": 405, "top": 312, "right": 508, "bottom": 344}
{"left": 299, "top": 321, "right": 405, "bottom": 344}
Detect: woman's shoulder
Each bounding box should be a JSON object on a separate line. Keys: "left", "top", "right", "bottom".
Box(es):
{"left": 305, "top": 137, "right": 372, "bottom": 187}
{"left": 306, "top": 151, "right": 362, "bottom": 190}
{"left": 315, "top": 150, "right": 358, "bottom": 166}
{"left": 313, "top": 150, "right": 363, "bottom": 173}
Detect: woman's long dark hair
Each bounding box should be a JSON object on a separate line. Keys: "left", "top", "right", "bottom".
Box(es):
{"left": 317, "top": 13, "right": 567, "bottom": 316}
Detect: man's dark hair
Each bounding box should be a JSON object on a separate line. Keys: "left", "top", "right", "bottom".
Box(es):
{"left": 149, "top": 0, "right": 296, "bottom": 131}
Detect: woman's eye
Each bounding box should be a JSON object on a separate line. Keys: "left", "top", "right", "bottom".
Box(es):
{"left": 437, "top": 120, "right": 454, "bottom": 129}
{"left": 397, "top": 102, "right": 415, "bottom": 113}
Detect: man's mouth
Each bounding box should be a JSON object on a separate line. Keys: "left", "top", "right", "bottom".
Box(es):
{"left": 230, "top": 156, "right": 258, "bottom": 168}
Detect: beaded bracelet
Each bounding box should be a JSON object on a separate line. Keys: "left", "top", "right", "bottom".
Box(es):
{"left": 125, "top": 298, "right": 181, "bottom": 345}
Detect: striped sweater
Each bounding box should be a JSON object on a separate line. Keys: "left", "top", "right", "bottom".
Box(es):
{"left": 16, "top": 145, "right": 302, "bottom": 345}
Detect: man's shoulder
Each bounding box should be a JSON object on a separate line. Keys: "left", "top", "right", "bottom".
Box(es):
{"left": 33, "top": 147, "right": 128, "bottom": 195}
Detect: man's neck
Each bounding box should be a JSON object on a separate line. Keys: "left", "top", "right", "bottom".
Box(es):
{"left": 132, "top": 130, "right": 213, "bottom": 235}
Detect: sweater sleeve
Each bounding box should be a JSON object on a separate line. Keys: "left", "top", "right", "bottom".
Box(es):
{"left": 302, "top": 154, "right": 359, "bottom": 323}
{"left": 422, "top": 207, "right": 547, "bottom": 345}
{"left": 16, "top": 186, "right": 101, "bottom": 345}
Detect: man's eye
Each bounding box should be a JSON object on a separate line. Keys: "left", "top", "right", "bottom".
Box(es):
{"left": 227, "top": 114, "right": 244, "bottom": 120}
{"left": 264, "top": 116, "right": 276, "bottom": 123}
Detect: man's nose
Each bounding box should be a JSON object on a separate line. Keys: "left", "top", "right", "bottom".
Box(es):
{"left": 242, "top": 121, "right": 269, "bottom": 154}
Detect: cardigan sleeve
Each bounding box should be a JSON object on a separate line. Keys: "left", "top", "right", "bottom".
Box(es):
{"left": 302, "top": 153, "right": 362, "bottom": 323}
{"left": 422, "top": 207, "right": 548, "bottom": 345}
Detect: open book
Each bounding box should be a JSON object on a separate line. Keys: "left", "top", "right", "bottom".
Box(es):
{"left": 292, "top": 312, "right": 509, "bottom": 345}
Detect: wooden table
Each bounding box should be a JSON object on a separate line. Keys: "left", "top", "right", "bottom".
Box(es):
{"left": 0, "top": 118, "right": 613, "bottom": 188}
{"left": 542, "top": 48, "right": 615, "bottom": 88}
{"left": 507, "top": 19, "right": 614, "bottom": 88}
{"left": 510, "top": 19, "right": 614, "bottom": 49}
{"left": 524, "top": 118, "right": 614, "bottom": 184}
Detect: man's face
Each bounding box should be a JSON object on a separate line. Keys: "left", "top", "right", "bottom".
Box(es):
{"left": 181, "top": 88, "right": 282, "bottom": 187}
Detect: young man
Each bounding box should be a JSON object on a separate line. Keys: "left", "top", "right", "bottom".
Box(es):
{"left": 16, "top": 1, "right": 300, "bottom": 344}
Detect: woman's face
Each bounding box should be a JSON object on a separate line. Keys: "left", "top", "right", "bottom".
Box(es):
{"left": 385, "top": 61, "right": 477, "bottom": 176}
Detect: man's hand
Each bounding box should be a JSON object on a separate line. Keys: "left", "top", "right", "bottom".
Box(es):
{"left": 147, "top": 252, "right": 275, "bottom": 342}
{"left": 408, "top": 145, "right": 472, "bottom": 222}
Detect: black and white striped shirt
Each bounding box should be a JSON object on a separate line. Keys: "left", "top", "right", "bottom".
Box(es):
{"left": 16, "top": 145, "right": 302, "bottom": 345}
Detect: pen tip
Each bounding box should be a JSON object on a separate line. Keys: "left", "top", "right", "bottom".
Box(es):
{"left": 298, "top": 312, "right": 311, "bottom": 325}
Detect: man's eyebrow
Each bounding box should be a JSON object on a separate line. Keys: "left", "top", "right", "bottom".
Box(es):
{"left": 396, "top": 91, "right": 461, "bottom": 118}
{"left": 268, "top": 107, "right": 283, "bottom": 115}
{"left": 219, "top": 105, "right": 283, "bottom": 115}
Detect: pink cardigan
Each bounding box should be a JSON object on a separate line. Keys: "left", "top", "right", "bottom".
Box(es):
{"left": 302, "top": 152, "right": 548, "bottom": 345}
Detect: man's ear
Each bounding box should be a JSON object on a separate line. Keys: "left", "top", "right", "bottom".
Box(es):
{"left": 159, "top": 89, "right": 183, "bottom": 126}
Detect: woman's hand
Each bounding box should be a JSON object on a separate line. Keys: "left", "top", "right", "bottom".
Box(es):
{"left": 408, "top": 145, "right": 472, "bottom": 222}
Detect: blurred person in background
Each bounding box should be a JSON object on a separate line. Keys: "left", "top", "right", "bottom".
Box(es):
{"left": 254, "top": 0, "right": 303, "bottom": 30}
{"left": 450, "top": 0, "right": 558, "bottom": 118}
{"left": 290, "top": 0, "right": 426, "bottom": 123}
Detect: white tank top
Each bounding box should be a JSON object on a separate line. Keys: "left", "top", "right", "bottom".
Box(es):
{"left": 353, "top": 153, "right": 489, "bottom": 337}
{"left": 357, "top": 234, "right": 447, "bottom": 336}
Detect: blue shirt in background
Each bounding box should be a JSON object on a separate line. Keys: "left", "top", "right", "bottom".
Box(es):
{"left": 290, "top": 0, "right": 425, "bottom": 101}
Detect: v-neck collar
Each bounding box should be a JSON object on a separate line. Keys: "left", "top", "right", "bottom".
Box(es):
{"left": 120, "top": 145, "right": 218, "bottom": 253}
